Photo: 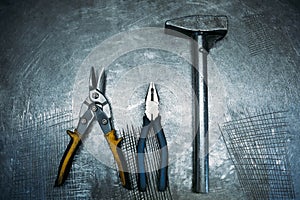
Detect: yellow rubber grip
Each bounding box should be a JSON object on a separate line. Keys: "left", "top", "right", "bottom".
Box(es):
{"left": 104, "top": 130, "right": 127, "bottom": 187}
{"left": 55, "top": 129, "right": 81, "bottom": 186}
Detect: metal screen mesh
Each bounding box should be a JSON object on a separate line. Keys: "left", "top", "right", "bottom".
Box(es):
{"left": 1, "top": 109, "right": 173, "bottom": 199}
{"left": 4, "top": 109, "right": 125, "bottom": 200}
{"left": 243, "top": 14, "right": 275, "bottom": 57}
{"left": 220, "top": 110, "right": 295, "bottom": 200}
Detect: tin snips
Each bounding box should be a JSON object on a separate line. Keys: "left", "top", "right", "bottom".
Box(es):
{"left": 55, "top": 67, "right": 131, "bottom": 189}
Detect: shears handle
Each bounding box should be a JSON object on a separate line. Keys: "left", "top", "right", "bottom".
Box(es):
{"left": 55, "top": 129, "right": 81, "bottom": 186}
{"left": 105, "top": 130, "right": 132, "bottom": 189}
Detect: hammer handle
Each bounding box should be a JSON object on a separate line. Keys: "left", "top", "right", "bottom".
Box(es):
{"left": 192, "top": 35, "right": 209, "bottom": 193}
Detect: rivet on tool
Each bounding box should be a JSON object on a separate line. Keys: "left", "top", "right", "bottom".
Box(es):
{"left": 92, "top": 92, "right": 99, "bottom": 99}
{"left": 102, "top": 119, "right": 108, "bottom": 125}
{"left": 81, "top": 118, "right": 87, "bottom": 124}
{"left": 91, "top": 105, "right": 97, "bottom": 112}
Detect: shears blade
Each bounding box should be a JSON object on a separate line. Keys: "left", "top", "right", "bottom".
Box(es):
{"left": 89, "top": 67, "right": 106, "bottom": 94}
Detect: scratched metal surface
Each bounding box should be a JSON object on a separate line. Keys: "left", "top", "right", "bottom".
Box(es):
{"left": 0, "top": 0, "right": 299, "bottom": 199}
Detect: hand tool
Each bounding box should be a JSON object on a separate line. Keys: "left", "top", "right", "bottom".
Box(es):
{"left": 137, "top": 82, "right": 168, "bottom": 192}
{"left": 55, "top": 67, "right": 131, "bottom": 189}
{"left": 120, "top": 127, "right": 173, "bottom": 199}
{"left": 165, "top": 15, "right": 228, "bottom": 193}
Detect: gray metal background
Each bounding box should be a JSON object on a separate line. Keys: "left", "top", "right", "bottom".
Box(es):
{"left": 0, "top": 0, "right": 299, "bottom": 199}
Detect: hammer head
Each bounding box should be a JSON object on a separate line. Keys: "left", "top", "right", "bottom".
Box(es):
{"left": 165, "top": 15, "right": 228, "bottom": 51}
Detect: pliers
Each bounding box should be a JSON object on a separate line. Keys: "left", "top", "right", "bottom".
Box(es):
{"left": 137, "top": 82, "right": 169, "bottom": 191}
{"left": 55, "top": 67, "right": 131, "bottom": 189}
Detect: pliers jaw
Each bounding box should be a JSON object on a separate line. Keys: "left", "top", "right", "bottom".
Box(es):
{"left": 145, "top": 82, "right": 160, "bottom": 121}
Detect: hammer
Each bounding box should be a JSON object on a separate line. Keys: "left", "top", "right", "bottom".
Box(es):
{"left": 165, "top": 15, "right": 228, "bottom": 193}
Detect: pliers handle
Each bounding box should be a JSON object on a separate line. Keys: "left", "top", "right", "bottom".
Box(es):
{"left": 137, "top": 115, "right": 168, "bottom": 191}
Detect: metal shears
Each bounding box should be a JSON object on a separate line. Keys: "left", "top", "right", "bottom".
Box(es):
{"left": 137, "top": 82, "right": 169, "bottom": 191}
{"left": 55, "top": 67, "right": 131, "bottom": 189}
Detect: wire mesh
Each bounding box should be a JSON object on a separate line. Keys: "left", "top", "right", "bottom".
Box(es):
{"left": 120, "top": 126, "right": 173, "bottom": 200}
{"left": 243, "top": 14, "right": 275, "bottom": 57}
{"left": 220, "top": 110, "right": 295, "bottom": 200}
{"left": 1, "top": 108, "right": 174, "bottom": 199}
{"left": 3, "top": 109, "right": 126, "bottom": 200}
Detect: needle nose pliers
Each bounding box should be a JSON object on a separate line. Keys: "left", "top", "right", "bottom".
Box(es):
{"left": 55, "top": 67, "right": 131, "bottom": 189}
{"left": 137, "top": 82, "right": 169, "bottom": 191}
